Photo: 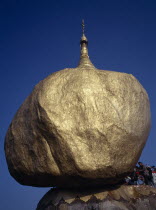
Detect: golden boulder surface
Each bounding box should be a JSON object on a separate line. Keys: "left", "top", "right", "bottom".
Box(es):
{"left": 5, "top": 32, "right": 151, "bottom": 187}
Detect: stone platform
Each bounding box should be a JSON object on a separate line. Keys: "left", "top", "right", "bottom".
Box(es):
{"left": 36, "top": 185, "right": 156, "bottom": 210}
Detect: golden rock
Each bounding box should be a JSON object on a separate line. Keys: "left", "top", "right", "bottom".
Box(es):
{"left": 5, "top": 24, "right": 151, "bottom": 187}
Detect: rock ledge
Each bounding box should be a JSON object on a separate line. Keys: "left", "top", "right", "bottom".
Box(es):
{"left": 36, "top": 185, "right": 156, "bottom": 210}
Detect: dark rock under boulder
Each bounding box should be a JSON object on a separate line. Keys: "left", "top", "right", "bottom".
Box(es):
{"left": 36, "top": 185, "right": 156, "bottom": 210}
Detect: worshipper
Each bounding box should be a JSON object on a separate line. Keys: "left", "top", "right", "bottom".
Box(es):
{"left": 137, "top": 175, "right": 145, "bottom": 185}
{"left": 146, "top": 166, "right": 154, "bottom": 186}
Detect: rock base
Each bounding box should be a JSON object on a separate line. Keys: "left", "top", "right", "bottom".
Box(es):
{"left": 36, "top": 185, "right": 156, "bottom": 210}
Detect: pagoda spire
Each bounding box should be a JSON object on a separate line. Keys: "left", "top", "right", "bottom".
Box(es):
{"left": 82, "top": 19, "right": 85, "bottom": 35}
{"left": 78, "top": 20, "right": 94, "bottom": 67}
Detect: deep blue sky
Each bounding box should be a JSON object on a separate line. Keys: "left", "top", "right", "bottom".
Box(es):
{"left": 1, "top": 0, "right": 156, "bottom": 209}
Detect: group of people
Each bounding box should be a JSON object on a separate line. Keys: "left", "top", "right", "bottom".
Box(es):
{"left": 125, "top": 162, "right": 156, "bottom": 186}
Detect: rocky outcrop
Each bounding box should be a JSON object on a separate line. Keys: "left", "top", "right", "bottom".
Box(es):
{"left": 5, "top": 64, "right": 151, "bottom": 187}
{"left": 5, "top": 30, "right": 151, "bottom": 188}
{"left": 36, "top": 185, "right": 156, "bottom": 210}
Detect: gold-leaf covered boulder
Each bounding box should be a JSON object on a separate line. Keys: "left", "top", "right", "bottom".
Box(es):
{"left": 5, "top": 30, "right": 151, "bottom": 188}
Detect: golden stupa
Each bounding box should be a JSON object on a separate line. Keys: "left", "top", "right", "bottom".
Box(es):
{"left": 5, "top": 21, "right": 151, "bottom": 188}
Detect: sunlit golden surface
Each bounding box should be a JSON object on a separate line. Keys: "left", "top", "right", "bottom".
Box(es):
{"left": 5, "top": 29, "right": 151, "bottom": 187}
